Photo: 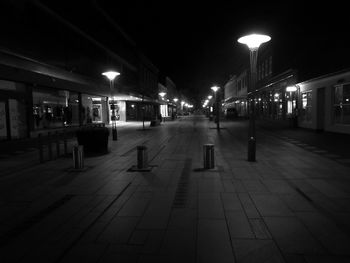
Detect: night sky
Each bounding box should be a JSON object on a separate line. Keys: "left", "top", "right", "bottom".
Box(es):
{"left": 102, "top": 1, "right": 350, "bottom": 100}
{"left": 2, "top": 0, "right": 350, "bottom": 102}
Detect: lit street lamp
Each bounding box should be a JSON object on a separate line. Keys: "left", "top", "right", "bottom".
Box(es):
{"left": 211, "top": 85, "right": 220, "bottom": 130}
{"left": 238, "top": 33, "right": 271, "bottom": 161}
{"left": 159, "top": 92, "right": 166, "bottom": 122}
{"left": 102, "top": 71, "right": 120, "bottom": 140}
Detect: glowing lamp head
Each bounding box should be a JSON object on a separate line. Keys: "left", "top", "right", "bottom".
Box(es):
{"left": 102, "top": 71, "right": 120, "bottom": 81}
{"left": 173, "top": 98, "right": 178, "bottom": 102}
{"left": 181, "top": 101, "right": 185, "bottom": 105}
{"left": 208, "top": 95, "right": 213, "bottom": 99}
{"left": 211, "top": 86, "right": 220, "bottom": 92}
{"left": 159, "top": 92, "right": 166, "bottom": 97}
{"left": 237, "top": 34, "right": 271, "bottom": 51}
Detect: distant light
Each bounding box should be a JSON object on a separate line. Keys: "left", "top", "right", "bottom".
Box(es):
{"left": 238, "top": 34, "right": 271, "bottom": 51}
{"left": 102, "top": 71, "right": 120, "bottom": 80}
{"left": 286, "top": 86, "right": 297, "bottom": 92}
{"left": 173, "top": 98, "right": 178, "bottom": 102}
{"left": 159, "top": 92, "right": 166, "bottom": 97}
{"left": 274, "top": 93, "right": 279, "bottom": 97}
{"left": 211, "top": 86, "right": 220, "bottom": 92}
{"left": 208, "top": 95, "right": 213, "bottom": 99}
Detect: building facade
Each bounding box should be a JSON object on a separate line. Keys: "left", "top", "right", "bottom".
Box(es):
{"left": 297, "top": 69, "right": 350, "bottom": 134}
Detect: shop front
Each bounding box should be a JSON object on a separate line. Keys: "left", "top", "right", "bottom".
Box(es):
{"left": 0, "top": 80, "right": 29, "bottom": 141}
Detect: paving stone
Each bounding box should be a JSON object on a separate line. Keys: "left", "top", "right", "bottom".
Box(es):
{"left": 97, "top": 217, "right": 139, "bottom": 244}
{"left": 142, "top": 230, "right": 165, "bottom": 254}
{"left": 249, "top": 218, "right": 272, "bottom": 239}
{"left": 226, "top": 211, "right": 255, "bottom": 239}
{"left": 296, "top": 212, "right": 350, "bottom": 255}
{"left": 232, "top": 239, "right": 285, "bottom": 263}
{"left": 197, "top": 219, "right": 235, "bottom": 263}
{"left": 250, "top": 194, "right": 294, "bottom": 216}
{"left": 160, "top": 229, "right": 196, "bottom": 257}
{"left": 238, "top": 193, "right": 260, "bottom": 218}
{"left": 198, "top": 193, "right": 225, "bottom": 219}
{"left": 264, "top": 217, "right": 325, "bottom": 254}
{"left": 60, "top": 244, "right": 107, "bottom": 263}
{"left": 221, "top": 192, "right": 244, "bottom": 211}
{"left": 279, "top": 194, "right": 316, "bottom": 212}
{"left": 263, "top": 180, "right": 297, "bottom": 194}
{"left": 117, "top": 192, "right": 152, "bottom": 217}
{"left": 306, "top": 179, "right": 350, "bottom": 199}
{"left": 242, "top": 180, "right": 269, "bottom": 193}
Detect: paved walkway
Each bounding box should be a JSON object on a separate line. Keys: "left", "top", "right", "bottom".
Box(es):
{"left": 1, "top": 116, "right": 350, "bottom": 263}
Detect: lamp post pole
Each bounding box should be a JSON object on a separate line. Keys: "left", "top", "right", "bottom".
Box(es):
{"left": 211, "top": 86, "right": 220, "bottom": 130}
{"left": 238, "top": 34, "right": 271, "bottom": 161}
{"left": 110, "top": 78, "right": 117, "bottom": 140}
{"left": 102, "top": 71, "right": 120, "bottom": 141}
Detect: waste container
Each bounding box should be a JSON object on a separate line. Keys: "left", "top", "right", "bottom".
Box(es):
{"left": 203, "top": 144, "right": 215, "bottom": 169}
{"left": 73, "top": 145, "right": 84, "bottom": 169}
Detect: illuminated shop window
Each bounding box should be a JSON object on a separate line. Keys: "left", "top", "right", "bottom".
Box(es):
{"left": 334, "top": 84, "right": 350, "bottom": 124}
{"left": 301, "top": 91, "right": 312, "bottom": 122}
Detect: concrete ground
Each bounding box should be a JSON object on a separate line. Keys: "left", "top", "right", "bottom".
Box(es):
{"left": 1, "top": 115, "right": 350, "bottom": 263}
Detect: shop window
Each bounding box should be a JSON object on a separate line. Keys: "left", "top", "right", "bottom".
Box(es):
{"left": 301, "top": 91, "right": 312, "bottom": 122}
{"left": 333, "top": 84, "right": 350, "bottom": 124}
{"left": 32, "top": 88, "right": 79, "bottom": 129}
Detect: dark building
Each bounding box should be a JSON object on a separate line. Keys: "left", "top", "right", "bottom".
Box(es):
{"left": 0, "top": 1, "right": 166, "bottom": 141}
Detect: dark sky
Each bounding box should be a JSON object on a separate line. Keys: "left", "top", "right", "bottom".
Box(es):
{"left": 103, "top": 1, "right": 350, "bottom": 99}
{"left": 2, "top": 0, "right": 350, "bottom": 102}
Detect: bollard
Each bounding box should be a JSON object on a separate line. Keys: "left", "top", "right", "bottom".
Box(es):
{"left": 55, "top": 131, "right": 60, "bottom": 158}
{"left": 247, "top": 137, "right": 256, "bottom": 162}
{"left": 48, "top": 132, "right": 53, "bottom": 160}
{"left": 73, "top": 145, "right": 84, "bottom": 169}
{"left": 38, "top": 133, "right": 44, "bottom": 163}
{"left": 203, "top": 144, "right": 215, "bottom": 169}
{"left": 137, "top": 145, "right": 148, "bottom": 169}
{"left": 63, "top": 130, "right": 68, "bottom": 155}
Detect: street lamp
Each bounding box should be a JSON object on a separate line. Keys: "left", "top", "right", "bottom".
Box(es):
{"left": 158, "top": 92, "right": 166, "bottom": 122}
{"left": 211, "top": 85, "right": 220, "bottom": 130}
{"left": 238, "top": 33, "right": 271, "bottom": 161}
{"left": 286, "top": 85, "right": 298, "bottom": 127}
{"left": 102, "top": 71, "right": 120, "bottom": 140}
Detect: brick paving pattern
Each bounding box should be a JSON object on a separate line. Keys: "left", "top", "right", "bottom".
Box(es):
{"left": 1, "top": 116, "right": 350, "bottom": 263}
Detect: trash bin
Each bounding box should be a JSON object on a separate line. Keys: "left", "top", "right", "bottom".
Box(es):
{"left": 137, "top": 145, "right": 148, "bottom": 169}
{"left": 73, "top": 145, "right": 84, "bottom": 169}
{"left": 203, "top": 144, "right": 215, "bottom": 169}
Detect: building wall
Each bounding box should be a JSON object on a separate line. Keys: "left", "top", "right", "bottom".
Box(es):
{"left": 297, "top": 70, "right": 350, "bottom": 134}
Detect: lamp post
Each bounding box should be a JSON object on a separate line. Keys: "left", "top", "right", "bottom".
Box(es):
{"left": 286, "top": 85, "right": 298, "bottom": 128}
{"left": 211, "top": 86, "right": 220, "bottom": 130}
{"left": 173, "top": 98, "right": 178, "bottom": 119}
{"left": 102, "top": 71, "right": 120, "bottom": 140}
{"left": 159, "top": 92, "right": 166, "bottom": 122}
{"left": 238, "top": 33, "right": 271, "bottom": 161}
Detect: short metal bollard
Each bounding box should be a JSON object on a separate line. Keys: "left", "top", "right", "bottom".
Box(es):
{"left": 38, "top": 133, "right": 44, "bottom": 163}
{"left": 137, "top": 145, "right": 148, "bottom": 169}
{"left": 203, "top": 144, "right": 215, "bottom": 169}
{"left": 73, "top": 145, "right": 84, "bottom": 169}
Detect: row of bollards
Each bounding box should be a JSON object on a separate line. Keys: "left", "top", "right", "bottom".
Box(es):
{"left": 38, "top": 131, "right": 68, "bottom": 163}
{"left": 71, "top": 144, "right": 215, "bottom": 171}
{"left": 38, "top": 132, "right": 215, "bottom": 171}
{"left": 133, "top": 144, "right": 215, "bottom": 170}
